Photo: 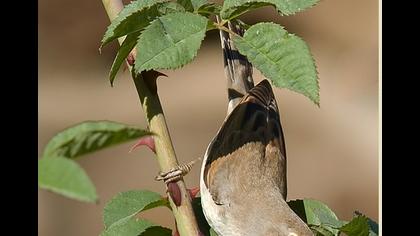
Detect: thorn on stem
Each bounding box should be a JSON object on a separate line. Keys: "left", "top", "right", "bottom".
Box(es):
{"left": 141, "top": 70, "right": 168, "bottom": 95}
{"left": 188, "top": 186, "right": 200, "bottom": 198}
{"left": 129, "top": 136, "right": 156, "bottom": 153}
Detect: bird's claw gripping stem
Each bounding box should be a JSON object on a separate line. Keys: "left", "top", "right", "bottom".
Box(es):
{"left": 155, "top": 158, "right": 201, "bottom": 184}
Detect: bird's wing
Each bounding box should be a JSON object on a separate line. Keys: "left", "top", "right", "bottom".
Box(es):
{"left": 203, "top": 79, "right": 287, "bottom": 204}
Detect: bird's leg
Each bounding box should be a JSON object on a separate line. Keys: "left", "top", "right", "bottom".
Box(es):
{"left": 155, "top": 157, "right": 202, "bottom": 184}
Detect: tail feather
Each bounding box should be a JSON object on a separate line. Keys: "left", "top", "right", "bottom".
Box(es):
{"left": 217, "top": 18, "right": 254, "bottom": 114}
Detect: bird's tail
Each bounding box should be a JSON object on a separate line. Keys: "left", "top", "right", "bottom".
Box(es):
{"left": 217, "top": 18, "right": 254, "bottom": 115}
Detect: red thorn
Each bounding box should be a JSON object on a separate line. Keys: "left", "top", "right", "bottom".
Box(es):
{"left": 168, "top": 182, "right": 182, "bottom": 207}
{"left": 188, "top": 186, "right": 200, "bottom": 198}
{"left": 129, "top": 136, "right": 156, "bottom": 153}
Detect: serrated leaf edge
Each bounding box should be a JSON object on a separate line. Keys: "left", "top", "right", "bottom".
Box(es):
{"left": 109, "top": 32, "right": 140, "bottom": 86}
{"left": 221, "top": 0, "right": 319, "bottom": 20}
{"left": 42, "top": 120, "right": 152, "bottom": 159}
{"left": 234, "top": 22, "right": 320, "bottom": 105}
{"left": 134, "top": 12, "right": 208, "bottom": 73}
{"left": 101, "top": 0, "right": 169, "bottom": 48}
{"left": 103, "top": 190, "right": 167, "bottom": 229}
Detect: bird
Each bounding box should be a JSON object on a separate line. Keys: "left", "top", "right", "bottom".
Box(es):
{"left": 197, "top": 19, "right": 313, "bottom": 236}
{"left": 153, "top": 20, "right": 314, "bottom": 236}
{"left": 199, "top": 78, "right": 314, "bottom": 236}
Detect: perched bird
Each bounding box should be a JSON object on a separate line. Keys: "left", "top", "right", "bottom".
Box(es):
{"left": 200, "top": 79, "right": 314, "bottom": 236}
{"left": 154, "top": 20, "right": 314, "bottom": 236}
{"left": 199, "top": 20, "right": 313, "bottom": 236}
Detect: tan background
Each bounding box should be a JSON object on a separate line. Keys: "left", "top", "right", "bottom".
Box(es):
{"left": 39, "top": 0, "right": 379, "bottom": 235}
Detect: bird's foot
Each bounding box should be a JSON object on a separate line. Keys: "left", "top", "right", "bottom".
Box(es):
{"left": 155, "top": 158, "right": 202, "bottom": 184}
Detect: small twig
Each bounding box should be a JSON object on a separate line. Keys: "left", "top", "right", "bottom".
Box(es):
{"left": 218, "top": 19, "right": 228, "bottom": 26}
{"left": 214, "top": 22, "right": 241, "bottom": 38}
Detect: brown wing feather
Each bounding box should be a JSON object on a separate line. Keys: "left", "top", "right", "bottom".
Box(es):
{"left": 204, "top": 79, "right": 287, "bottom": 201}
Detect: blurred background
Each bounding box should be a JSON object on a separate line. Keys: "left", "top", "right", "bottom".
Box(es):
{"left": 38, "top": 0, "right": 379, "bottom": 235}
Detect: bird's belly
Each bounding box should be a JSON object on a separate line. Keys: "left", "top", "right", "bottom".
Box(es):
{"left": 200, "top": 176, "right": 228, "bottom": 235}
{"left": 200, "top": 173, "right": 245, "bottom": 236}
{"left": 200, "top": 176, "right": 311, "bottom": 236}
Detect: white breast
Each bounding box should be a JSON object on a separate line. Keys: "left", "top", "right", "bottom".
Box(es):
{"left": 200, "top": 141, "right": 222, "bottom": 234}
{"left": 200, "top": 141, "right": 238, "bottom": 236}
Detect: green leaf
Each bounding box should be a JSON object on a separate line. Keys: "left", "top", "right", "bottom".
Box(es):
{"left": 206, "top": 20, "right": 217, "bottom": 31}
{"left": 109, "top": 32, "right": 140, "bottom": 86}
{"left": 233, "top": 23, "right": 319, "bottom": 105}
{"left": 340, "top": 216, "right": 370, "bottom": 236}
{"left": 288, "top": 199, "right": 343, "bottom": 235}
{"left": 134, "top": 12, "right": 208, "bottom": 73}
{"left": 192, "top": 0, "right": 209, "bottom": 10}
{"left": 177, "top": 0, "right": 194, "bottom": 12}
{"left": 38, "top": 157, "right": 97, "bottom": 203}
{"left": 158, "top": 2, "right": 186, "bottom": 15}
{"left": 177, "top": 0, "right": 208, "bottom": 12}
{"left": 43, "top": 121, "right": 151, "bottom": 159}
{"left": 354, "top": 211, "right": 378, "bottom": 236}
{"left": 101, "top": 0, "right": 168, "bottom": 48}
{"left": 107, "top": 1, "right": 186, "bottom": 85}
{"left": 197, "top": 3, "right": 221, "bottom": 17}
{"left": 310, "top": 225, "right": 335, "bottom": 236}
{"left": 101, "top": 218, "right": 155, "bottom": 236}
{"left": 220, "top": 0, "right": 318, "bottom": 20}
{"left": 103, "top": 190, "right": 169, "bottom": 228}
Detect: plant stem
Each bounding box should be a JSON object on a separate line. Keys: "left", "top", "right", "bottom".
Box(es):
{"left": 132, "top": 72, "right": 200, "bottom": 235}
{"left": 102, "top": 0, "right": 125, "bottom": 45}
{"left": 101, "top": 1, "right": 200, "bottom": 235}
{"left": 214, "top": 22, "right": 241, "bottom": 38}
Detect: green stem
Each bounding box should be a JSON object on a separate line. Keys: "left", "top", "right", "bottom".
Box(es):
{"left": 102, "top": 0, "right": 125, "bottom": 45}
{"left": 101, "top": 1, "right": 200, "bottom": 235}
{"left": 132, "top": 72, "right": 200, "bottom": 235}
{"left": 214, "top": 22, "right": 241, "bottom": 38}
